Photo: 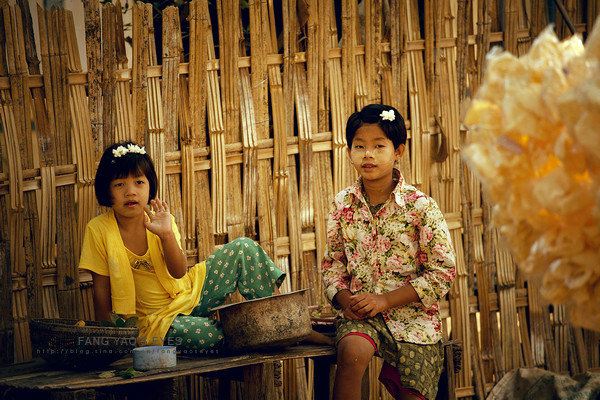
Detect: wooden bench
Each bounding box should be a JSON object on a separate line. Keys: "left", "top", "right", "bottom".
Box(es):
{"left": 0, "top": 345, "right": 336, "bottom": 400}
{"left": 0, "top": 341, "right": 460, "bottom": 399}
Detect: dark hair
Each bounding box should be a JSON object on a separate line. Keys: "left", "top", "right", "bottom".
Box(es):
{"left": 345, "top": 104, "right": 407, "bottom": 149}
{"left": 94, "top": 141, "right": 158, "bottom": 207}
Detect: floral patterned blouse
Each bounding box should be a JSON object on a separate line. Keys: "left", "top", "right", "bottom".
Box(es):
{"left": 322, "top": 169, "right": 456, "bottom": 344}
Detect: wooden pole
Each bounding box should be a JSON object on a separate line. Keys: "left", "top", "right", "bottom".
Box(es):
{"left": 101, "top": 2, "right": 116, "bottom": 147}
{"left": 132, "top": 2, "right": 149, "bottom": 145}
{"left": 82, "top": 0, "right": 102, "bottom": 156}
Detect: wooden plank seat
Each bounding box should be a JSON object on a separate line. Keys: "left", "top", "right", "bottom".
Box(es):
{"left": 0, "top": 345, "right": 336, "bottom": 400}
{"left": 0, "top": 341, "right": 461, "bottom": 399}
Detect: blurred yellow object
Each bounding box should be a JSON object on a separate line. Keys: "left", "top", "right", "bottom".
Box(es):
{"left": 75, "top": 320, "right": 86, "bottom": 327}
{"left": 463, "top": 25, "right": 600, "bottom": 331}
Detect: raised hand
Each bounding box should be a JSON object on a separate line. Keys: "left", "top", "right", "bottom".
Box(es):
{"left": 144, "top": 198, "right": 173, "bottom": 239}
{"left": 349, "top": 293, "right": 390, "bottom": 318}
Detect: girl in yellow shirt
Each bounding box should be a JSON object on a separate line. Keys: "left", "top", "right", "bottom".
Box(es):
{"left": 79, "top": 141, "right": 285, "bottom": 353}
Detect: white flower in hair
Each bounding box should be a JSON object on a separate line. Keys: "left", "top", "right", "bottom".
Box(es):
{"left": 126, "top": 143, "right": 147, "bottom": 155}
{"left": 112, "top": 145, "right": 128, "bottom": 158}
{"left": 112, "top": 144, "right": 147, "bottom": 158}
{"left": 380, "top": 109, "right": 395, "bottom": 122}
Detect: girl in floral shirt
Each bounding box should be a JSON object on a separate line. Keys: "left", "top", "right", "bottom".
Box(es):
{"left": 322, "top": 104, "right": 456, "bottom": 400}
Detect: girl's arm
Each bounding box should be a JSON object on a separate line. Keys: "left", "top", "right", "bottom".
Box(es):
{"left": 159, "top": 230, "right": 187, "bottom": 279}
{"left": 322, "top": 201, "right": 363, "bottom": 319}
{"left": 91, "top": 272, "right": 112, "bottom": 321}
{"left": 144, "top": 199, "right": 187, "bottom": 279}
{"left": 407, "top": 197, "right": 457, "bottom": 309}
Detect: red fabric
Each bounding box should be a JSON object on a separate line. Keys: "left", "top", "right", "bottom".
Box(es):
{"left": 378, "top": 361, "right": 427, "bottom": 400}
{"left": 342, "top": 331, "right": 378, "bottom": 352}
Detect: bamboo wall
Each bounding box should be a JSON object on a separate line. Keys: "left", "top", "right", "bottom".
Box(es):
{"left": 1, "top": 0, "right": 599, "bottom": 399}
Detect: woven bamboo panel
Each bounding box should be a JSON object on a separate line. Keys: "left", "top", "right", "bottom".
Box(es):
{"left": 1, "top": 0, "right": 599, "bottom": 398}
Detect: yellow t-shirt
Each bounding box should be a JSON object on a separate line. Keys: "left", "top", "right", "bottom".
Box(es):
{"left": 125, "top": 247, "right": 172, "bottom": 315}
{"left": 79, "top": 210, "right": 206, "bottom": 345}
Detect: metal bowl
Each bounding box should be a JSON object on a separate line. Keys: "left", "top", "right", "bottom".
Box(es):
{"left": 211, "top": 289, "right": 312, "bottom": 352}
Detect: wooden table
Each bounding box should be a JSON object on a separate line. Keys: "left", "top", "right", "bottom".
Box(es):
{"left": 0, "top": 345, "right": 336, "bottom": 400}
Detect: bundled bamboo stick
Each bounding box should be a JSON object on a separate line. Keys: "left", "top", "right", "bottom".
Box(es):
{"left": 494, "top": 232, "right": 520, "bottom": 372}
{"left": 249, "top": 0, "right": 276, "bottom": 258}
{"left": 238, "top": 5, "right": 259, "bottom": 241}
{"left": 265, "top": 0, "right": 290, "bottom": 245}
{"left": 355, "top": 50, "right": 369, "bottom": 110}
{"left": 114, "top": 0, "right": 133, "bottom": 142}
{"left": 282, "top": 0, "right": 304, "bottom": 295}
{"left": 239, "top": 67, "right": 259, "bottom": 238}
{"left": 383, "top": 0, "right": 411, "bottom": 183}
{"left": 39, "top": 7, "right": 81, "bottom": 319}
{"left": 1, "top": 6, "right": 24, "bottom": 213}
{"left": 262, "top": 0, "right": 292, "bottom": 292}
{"left": 188, "top": 0, "right": 215, "bottom": 260}
{"left": 341, "top": 0, "right": 357, "bottom": 116}
{"left": 405, "top": 0, "right": 428, "bottom": 190}
{"left": 101, "top": 2, "right": 117, "bottom": 147}
{"left": 4, "top": 4, "right": 44, "bottom": 331}
{"left": 202, "top": 1, "right": 227, "bottom": 237}
{"left": 61, "top": 9, "right": 83, "bottom": 318}
{"left": 36, "top": 5, "right": 57, "bottom": 156}
{"left": 145, "top": 4, "right": 167, "bottom": 205}
{"left": 326, "top": 0, "right": 352, "bottom": 193}
{"left": 282, "top": 1, "right": 311, "bottom": 393}
{"left": 0, "top": 196, "right": 12, "bottom": 364}
{"left": 503, "top": 0, "right": 519, "bottom": 52}
{"left": 177, "top": 81, "right": 198, "bottom": 260}
{"left": 0, "top": 6, "right": 18, "bottom": 364}
{"left": 294, "top": 61, "right": 318, "bottom": 298}
{"left": 388, "top": 0, "right": 408, "bottom": 117}
{"left": 311, "top": 0, "right": 336, "bottom": 306}
{"left": 14, "top": 290, "right": 32, "bottom": 361}
{"left": 436, "top": 1, "right": 461, "bottom": 211}
{"left": 554, "top": 304, "right": 569, "bottom": 373}
{"left": 39, "top": 165, "right": 57, "bottom": 285}
{"left": 515, "top": 1, "right": 533, "bottom": 56}
{"left": 82, "top": 0, "right": 102, "bottom": 156}
{"left": 516, "top": 271, "right": 534, "bottom": 367}
{"left": 585, "top": 330, "right": 599, "bottom": 370}
{"left": 216, "top": 0, "right": 244, "bottom": 240}
{"left": 160, "top": 6, "right": 185, "bottom": 246}
{"left": 131, "top": 2, "right": 149, "bottom": 145}
{"left": 42, "top": 284, "right": 59, "bottom": 318}
{"left": 65, "top": 11, "right": 96, "bottom": 264}
{"left": 364, "top": 0, "right": 382, "bottom": 103}
{"left": 588, "top": 1, "right": 600, "bottom": 36}
{"left": 4, "top": 12, "right": 36, "bottom": 361}
{"left": 304, "top": 0, "right": 331, "bottom": 297}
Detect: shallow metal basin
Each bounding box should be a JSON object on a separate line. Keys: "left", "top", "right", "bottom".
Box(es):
{"left": 211, "top": 289, "right": 312, "bottom": 352}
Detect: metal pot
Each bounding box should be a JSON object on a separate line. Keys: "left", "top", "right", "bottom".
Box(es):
{"left": 211, "top": 289, "right": 312, "bottom": 352}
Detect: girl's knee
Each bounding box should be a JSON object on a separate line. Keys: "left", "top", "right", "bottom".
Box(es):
{"left": 223, "top": 237, "right": 259, "bottom": 256}
{"left": 336, "top": 336, "right": 375, "bottom": 370}
{"left": 229, "top": 237, "right": 256, "bottom": 248}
